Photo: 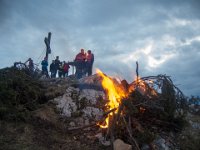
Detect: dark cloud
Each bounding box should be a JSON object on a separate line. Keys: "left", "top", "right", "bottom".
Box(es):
{"left": 0, "top": 0, "right": 200, "bottom": 96}
{"left": 0, "top": 0, "right": 10, "bottom": 23}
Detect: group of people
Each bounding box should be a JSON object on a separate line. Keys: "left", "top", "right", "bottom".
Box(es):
{"left": 73, "top": 49, "right": 94, "bottom": 79}
{"left": 40, "top": 49, "right": 94, "bottom": 79}
{"left": 41, "top": 56, "right": 70, "bottom": 78}
{"left": 50, "top": 57, "right": 70, "bottom": 78}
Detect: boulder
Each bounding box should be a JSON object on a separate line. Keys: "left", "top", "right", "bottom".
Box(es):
{"left": 113, "top": 139, "right": 132, "bottom": 150}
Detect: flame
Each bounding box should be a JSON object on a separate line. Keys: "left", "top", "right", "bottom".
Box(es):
{"left": 96, "top": 69, "right": 127, "bottom": 128}
{"left": 128, "top": 77, "right": 147, "bottom": 93}
{"left": 96, "top": 69, "right": 157, "bottom": 128}
{"left": 129, "top": 77, "right": 157, "bottom": 97}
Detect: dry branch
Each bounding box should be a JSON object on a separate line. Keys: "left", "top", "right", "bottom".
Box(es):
{"left": 122, "top": 116, "right": 140, "bottom": 150}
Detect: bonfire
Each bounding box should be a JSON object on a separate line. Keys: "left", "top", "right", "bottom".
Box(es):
{"left": 68, "top": 63, "right": 188, "bottom": 149}
{"left": 98, "top": 68, "right": 187, "bottom": 148}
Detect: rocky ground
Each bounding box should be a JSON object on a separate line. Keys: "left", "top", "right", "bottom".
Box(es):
{"left": 0, "top": 67, "right": 200, "bottom": 150}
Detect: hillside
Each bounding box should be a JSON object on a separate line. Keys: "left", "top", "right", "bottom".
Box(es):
{"left": 0, "top": 67, "right": 199, "bottom": 150}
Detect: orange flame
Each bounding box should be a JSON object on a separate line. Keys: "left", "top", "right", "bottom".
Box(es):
{"left": 96, "top": 69, "right": 127, "bottom": 128}
{"left": 96, "top": 69, "right": 157, "bottom": 128}
{"left": 129, "top": 77, "right": 157, "bottom": 97}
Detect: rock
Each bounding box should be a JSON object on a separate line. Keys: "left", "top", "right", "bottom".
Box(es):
{"left": 154, "top": 137, "right": 169, "bottom": 150}
{"left": 76, "top": 117, "right": 84, "bottom": 126}
{"left": 113, "top": 139, "right": 132, "bottom": 150}
{"left": 84, "top": 119, "right": 90, "bottom": 126}
{"left": 79, "top": 74, "right": 102, "bottom": 85}
{"left": 95, "top": 133, "right": 111, "bottom": 146}
{"left": 141, "top": 144, "right": 150, "bottom": 150}
{"left": 54, "top": 85, "right": 104, "bottom": 121}
{"left": 191, "top": 122, "right": 200, "bottom": 129}
{"left": 53, "top": 80, "right": 106, "bottom": 131}
{"left": 69, "top": 121, "right": 75, "bottom": 127}
{"left": 100, "top": 138, "right": 111, "bottom": 146}
{"left": 54, "top": 95, "right": 77, "bottom": 117}
{"left": 79, "top": 89, "right": 105, "bottom": 105}
{"left": 95, "top": 133, "right": 102, "bottom": 139}
{"left": 82, "top": 107, "right": 103, "bottom": 120}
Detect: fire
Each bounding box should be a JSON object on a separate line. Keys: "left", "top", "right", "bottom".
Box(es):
{"left": 96, "top": 69, "right": 127, "bottom": 128}
{"left": 128, "top": 77, "right": 147, "bottom": 93}
{"left": 96, "top": 69, "right": 157, "bottom": 128}
{"left": 129, "top": 76, "right": 157, "bottom": 97}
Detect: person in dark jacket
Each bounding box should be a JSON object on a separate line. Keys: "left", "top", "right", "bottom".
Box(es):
{"left": 58, "top": 62, "right": 63, "bottom": 78}
{"left": 41, "top": 57, "right": 48, "bottom": 77}
{"left": 25, "top": 58, "right": 34, "bottom": 73}
{"left": 50, "top": 60, "right": 56, "bottom": 78}
{"left": 86, "top": 50, "right": 94, "bottom": 76}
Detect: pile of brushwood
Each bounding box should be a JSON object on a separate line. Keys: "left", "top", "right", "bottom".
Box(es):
{"left": 0, "top": 67, "right": 46, "bottom": 121}
{"left": 92, "top": 75, "right": 189, "bottom": 149}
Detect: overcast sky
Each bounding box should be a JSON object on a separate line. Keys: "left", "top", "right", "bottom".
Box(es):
{"left": 0, "top": 0, "right": 200, "bottom": 96}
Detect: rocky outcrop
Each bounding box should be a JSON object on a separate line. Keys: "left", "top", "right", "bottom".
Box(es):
{"left": 53, "top": 75, "right": 106, "bottom": 127}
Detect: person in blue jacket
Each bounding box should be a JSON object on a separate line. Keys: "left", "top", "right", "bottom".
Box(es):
{"left": 41, "top": 57, "right": 49, "bottom": 77}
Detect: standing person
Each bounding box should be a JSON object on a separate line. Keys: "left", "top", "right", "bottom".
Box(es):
{"left": 50, "top": 60, "right": 56, "bottom": 78}
{"left": 25, "top": 58, "right": 34, "bottom": 73}
{"left": 75, "top": 49, "right": 86, "bottom": 62}
{"left": 63, "top": 61, "right": 70, "bottom": 77}
{"left": 55, "top": 56, "right": 61, "bottom": 77}
{"left": 41, "top": 57, "right": 49, "bottom": 77}
{"left": 86, "top": 50, "right": 94, "bottom": 76}
{"left": 74, "top": 49, "right": 86, "bottom": 79}
{"left": 58, "top": 62, "right": 63, "bottom": 78}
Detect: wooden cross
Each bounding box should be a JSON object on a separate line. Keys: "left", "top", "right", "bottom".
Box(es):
{"left": 44, "top": 32, "right": 51, "bottom": 61}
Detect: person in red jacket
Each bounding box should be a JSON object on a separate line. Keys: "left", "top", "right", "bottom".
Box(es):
{"left": 86, "top": 50, "right": 94, "bottom": 76}
{"left": 74, "top": 49, "right": 86, "bottom": 78}
{"left": 75, "top": 49, "right": 86, "bottom": 61}
{"left": 63, "top": 61, "right": 70, "bottom": 77}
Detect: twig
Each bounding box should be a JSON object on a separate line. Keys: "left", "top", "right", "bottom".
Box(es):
{"left": 136, "top": 61, "right": 139, "bottom": 85}
{"left": 122, "top": 116, "right": 140, "bottom": 150}
{"left": 106, "top": 105, "right": 124, "bottom": 148}
{"left": 133, "top": 100, "right": 148, "bottom": 107}
{"left": 151, "top": 119, "right": 181, "bottom": 130}
{"left": 68, "top": 122, "right": 97, "bottom": 131}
